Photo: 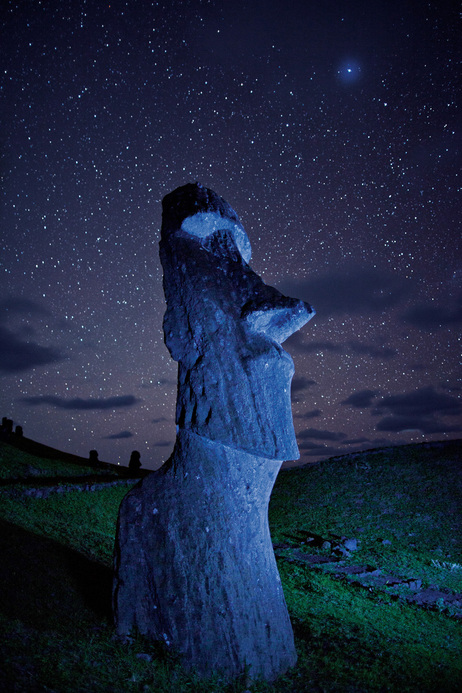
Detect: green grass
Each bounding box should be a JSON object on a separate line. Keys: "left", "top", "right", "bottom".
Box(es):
{"left": 0, "top": 441, "right": 461, "bottom": 691}
{"left": 0, "top": 441, "right": 115, "bottom": 480}
{"left": 270, "top": 443, "right": 462, "bottom": 593}
{"left": 280, "top": 562, "right": 462, "bottom": 692}
{"left": 0, "top": 483, "right": 132, "bottom": 565}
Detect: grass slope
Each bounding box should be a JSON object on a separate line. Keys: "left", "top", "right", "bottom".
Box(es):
{"left": 0, "top": 440, "right": 118, "bottom": 481}
{"left": 0, "top": 440, "right": 461, "bottom": 691}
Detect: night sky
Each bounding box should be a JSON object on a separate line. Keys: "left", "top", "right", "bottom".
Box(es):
{"left": 1, "top": 0, "right": 460, "bottom": 470}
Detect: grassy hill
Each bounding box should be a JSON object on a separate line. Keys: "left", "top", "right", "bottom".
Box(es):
{"left": 0, "top": 439, "right": 461, "bottom": 691}
{"left": 0, "top": 439, "right": 115, "bottom": 482}
{"left": 0, "top": 430, "right": 137, "bottom": 476}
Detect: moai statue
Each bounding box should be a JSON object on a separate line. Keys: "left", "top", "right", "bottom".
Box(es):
{"left": 128, "top": 450, "right": 141, "bottom": 474}
{"left": 113, "top": 183, "right": 315, "bottom": 681}
{"left": 2, "top": 417, "right": 13, "bottom": 435}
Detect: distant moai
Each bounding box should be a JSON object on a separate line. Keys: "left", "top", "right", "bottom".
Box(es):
{"left": 2, "top": 416, "right": 13, "bottom": 436}
{"left": 89, "top": 450, "right": 99, "bottom": 466}
{"left": 1, "top": 417, "right": 13, "bottom": 435}
{"left": 15, "top": 425, "right": 23, "bottom": 437}
{"left": 128, "top": 450, "right": 141, "bottom": 473}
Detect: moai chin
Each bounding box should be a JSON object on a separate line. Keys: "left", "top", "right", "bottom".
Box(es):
{"left": 113, "top": 183, "right": 315, "bottom": 681}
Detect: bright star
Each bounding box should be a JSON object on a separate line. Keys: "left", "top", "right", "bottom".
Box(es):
{"left": 337, "top": 59, "right": 362, "bottom": 84}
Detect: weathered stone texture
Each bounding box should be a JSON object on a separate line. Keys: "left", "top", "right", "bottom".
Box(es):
{"left": 113, "top": 430, "right": 297, "bottom": 680}
{"left": 113, "top": 183, "right": 314, "bottom": 681}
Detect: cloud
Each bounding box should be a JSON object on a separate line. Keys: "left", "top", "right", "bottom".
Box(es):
{"left": 278, "top": 264, "right": 409, "bottom": 317}
{"left": 302, "top": 340, "right": 342, "bottom": 354}
{"left": 342, "top": 389, "right": 378, "bottom": 408}
{"left": 298, "top": 437, "right": 385, "bottom": 459}
{"left": 151, "top": 416, "right": 169, "bottom": 424}
{"left": 373, "top": 386, "right": 462, "bottom": 434}
{"left": 401, "top": 292, "right": 462, "bottom": 330}
{"left": 343, "top": 437, "right": 370, "bottom": 445}
{"left": 291, "top": 376, "right": 317, "bottom": 393}
{"left": 441, "top": 382, "right": 461, "bottom": 394}
{"left": 299, "top": 440, "right": 326, "bottom": 451}
{"left": 374, "top": 386, "right": 461, "bottom": 418}
{"left": 104, "top": 430, "right": 133, "bottom": 439}
{"left": 295, "top": 408, "right": 322, "bottom": 419}
{"left": 300, "top": 439, "right": 396, "bottom": 459}
{"left": 0, "top": 325, "right": 63, "bottom": 373}
{"left": 372, "top": 438, "right": 395, "bottom": 446}
{"left": 376, "top": 417, "right": 462, "bottom": 434}
{"left": 300, "top": 443, "right": 341, "bottom": 457}
{"left": 0, "top": 296, "right": 66, "bottom": 373}
{"left": 22, "top": 394, "right": 141, "bottom": 410}
{"left": 153, "top": 440, "right": 173, "bottom": 447}
{"left": 298, "top": 427, "right": 347, "bottom": 442}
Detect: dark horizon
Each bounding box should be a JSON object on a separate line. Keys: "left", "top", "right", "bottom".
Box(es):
{"left": 1, "top": 417, "right": 460, "bottom": 474}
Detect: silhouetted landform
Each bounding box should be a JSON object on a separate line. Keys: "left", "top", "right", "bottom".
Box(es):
{"left": 0, "top": 428, "right": 149, "bottom": 479}
{"left": 0, "top": 430, "right": 95, "bottom": 465}
{"left": 308, "top": 438, "right": 462, "bottom": 468}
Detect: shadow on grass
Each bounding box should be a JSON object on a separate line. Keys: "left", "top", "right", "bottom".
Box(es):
{"left": 0, "top": 518, "right": 112, "bottom": 630}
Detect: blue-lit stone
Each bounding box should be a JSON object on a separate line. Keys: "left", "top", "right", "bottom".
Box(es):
{"left": 113, "top": 183, "right": 315, "bottom": 681}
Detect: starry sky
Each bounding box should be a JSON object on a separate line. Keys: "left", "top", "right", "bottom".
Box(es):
{"left": 1, "top": 0, "right": 461, "bottom": 470}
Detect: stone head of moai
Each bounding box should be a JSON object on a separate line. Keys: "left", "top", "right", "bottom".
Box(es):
{"left": 159, "top": 182, "right": 315, "bottom": 462}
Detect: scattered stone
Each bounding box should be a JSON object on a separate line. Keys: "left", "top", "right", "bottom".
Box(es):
{"left": 332, "top": 565, "right": 379, "bottom": 577}
{"left": 276, "top": 546, "right": 462, "bottom": 617}
{"left": 343, "top": 538, "right": 358, "bottom": 552}
{"left": 408, "top": 588, "right": 461, "bottom": 609}
{"left": 336, "top": 568, "right": 423, "bottom": 593}
{"left": 296, "top": 532, "right": 358, "bottom": 555}
{"left": 303, "top": 532, "right": 326, "bottom": 547}
{"left": 361, "top": 569, "right": 382, "bottom": 578}
{"left": 284, "top": 549, "right": 341, "bottom": 565}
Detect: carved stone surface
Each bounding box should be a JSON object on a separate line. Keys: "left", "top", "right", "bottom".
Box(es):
{"left": 113, "top": 183, "right": 315, "bottom": 681}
